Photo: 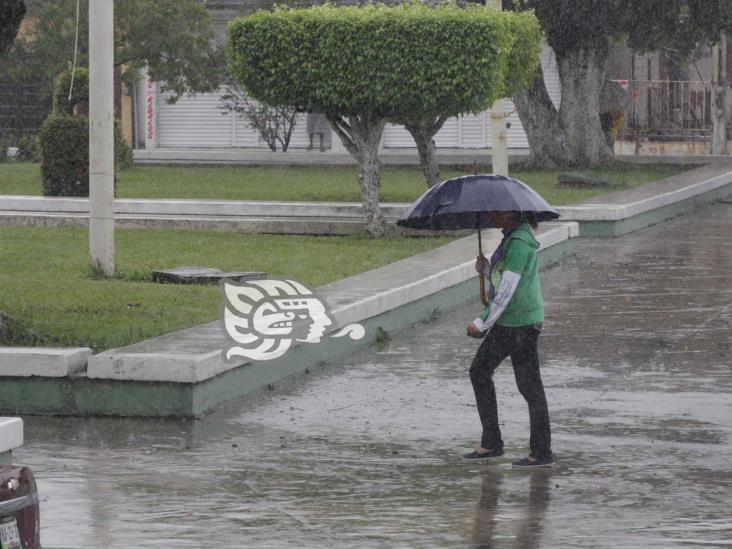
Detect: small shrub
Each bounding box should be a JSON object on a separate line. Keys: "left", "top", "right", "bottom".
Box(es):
{"left": 55, "top": 68, "right": 89, "bottom": 116}
{"left": 16, "top": 135, "right": 40, "bottom": 162}
{"left": 38, "top": 116, "right": 89, "bottom": 196}
{"left": 116, "top": 135, "right": 134, "bottom": 170}
{"left": 39, "top": 116, "right": 127, "bottom": 197}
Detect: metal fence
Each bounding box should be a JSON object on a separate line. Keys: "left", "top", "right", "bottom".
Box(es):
{"left": 619, "top": 80, "right": 715, "bottom": 142}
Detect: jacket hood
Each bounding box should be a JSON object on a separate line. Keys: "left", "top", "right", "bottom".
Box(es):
{"left": 506, "top": 223, "right": 539, "bottom": 249}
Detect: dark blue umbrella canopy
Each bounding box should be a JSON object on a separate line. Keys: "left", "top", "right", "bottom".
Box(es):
{"left": 397, "top": 174, "right": 560, "bottom": 230}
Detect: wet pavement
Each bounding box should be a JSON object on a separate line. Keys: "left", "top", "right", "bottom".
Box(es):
{"left": 17, "top": 202, "right": 732, "bottom": 548}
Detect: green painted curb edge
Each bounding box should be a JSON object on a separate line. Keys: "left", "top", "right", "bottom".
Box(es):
{"left": 577, "top": 182, "right": 732, "bottom": 237}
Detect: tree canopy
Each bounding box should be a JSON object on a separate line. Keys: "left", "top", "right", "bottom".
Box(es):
{"left": 4, "top": 0, "right": 223, "bottom": 99}
{"left": 228, "top": 3, "right": 540, "bottom": 121}
{"left": 624, "top": 0, "right": 732, "bottom": 57}
{"left": 228, "top": 3, "right": 540, "bottom": 232}
{"left": 507, "top": 0, "right": 732, "bottom": 168}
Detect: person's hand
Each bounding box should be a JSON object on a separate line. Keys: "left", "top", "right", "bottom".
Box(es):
{"left": 475, "top": 254, "right": 489, "bottom": 275}
{"left": 467, "top": 322, "right": 486, "bottom": 339}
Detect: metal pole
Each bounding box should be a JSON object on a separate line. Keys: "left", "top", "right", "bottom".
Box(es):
{"left": 89, "top": 0, "right": 115, "bottom": 276}
{"left": 488, "top": 0, "right": 508, "bottom": 176}
{"left": 490, "top": 100, "right": 509, "bottom": 176}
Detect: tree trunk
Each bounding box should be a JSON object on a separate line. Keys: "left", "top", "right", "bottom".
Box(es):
{"left": 711, "top": 34, "right": 727, "bottom": 155}
{"left": 328, "top": 113, "right": 387, "bottom": 235}
{"left": 404, "top": 116, "right": 447, "bottom": 187}
{"left": 513, "top": 64, "right": 569, "bottom": 168}
{"left": 557, "top": 47, "right": 614, "bottom": 166}
{"left": 514, "top": 45, "right": 614, "bottom": 168}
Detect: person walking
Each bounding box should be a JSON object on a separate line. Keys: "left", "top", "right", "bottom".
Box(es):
{"left": 463, "top": 210, "right": 553, "bottom": 467}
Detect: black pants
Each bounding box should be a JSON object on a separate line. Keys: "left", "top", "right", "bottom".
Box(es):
{"left": 469, "top": 324, "right": 552, "bottom": 459}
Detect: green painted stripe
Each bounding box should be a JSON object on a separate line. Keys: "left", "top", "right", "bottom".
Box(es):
{"left": 577, "top": 182, "right": 732, "bottom": 237}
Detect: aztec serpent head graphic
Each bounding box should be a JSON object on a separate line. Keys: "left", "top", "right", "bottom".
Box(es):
{"left": 222, "top": 279, "right": 335, "bottom": 362}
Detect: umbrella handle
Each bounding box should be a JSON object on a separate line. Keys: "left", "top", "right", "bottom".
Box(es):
{"left": 477, "top": 217, "right": 489, "bottom": 307}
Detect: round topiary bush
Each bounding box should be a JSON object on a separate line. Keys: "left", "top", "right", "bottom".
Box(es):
{"left": 38, "top": 115, "right": 127, "bottom": 197}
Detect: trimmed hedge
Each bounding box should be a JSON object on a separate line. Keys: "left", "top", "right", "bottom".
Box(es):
{"left": 38, "top": 115, "right": 127, "bottom": 197}
{"left": 227, "top": 4, "right": 541, "bottom": 119}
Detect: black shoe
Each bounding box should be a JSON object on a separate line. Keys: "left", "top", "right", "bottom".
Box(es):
{"left": 511, "top": 455, "right": 554, "bottom": 468}
{"left": 462, "top": 448, "right": 504, "bottom": 460}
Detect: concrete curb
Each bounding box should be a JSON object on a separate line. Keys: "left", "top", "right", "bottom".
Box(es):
{"left": 0, "top": 348, "right": 91, "bottom": 377}
{"left": 555, "top": 163, "right": 732, "bottom": 236}
{"left": 0, "top": 417, "right": 23, "bottom": 454}
{"left": 0, "top": 195, "right": 406, "bottom": 218}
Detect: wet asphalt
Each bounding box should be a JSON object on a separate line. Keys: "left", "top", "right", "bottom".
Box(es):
{"left": 16, "top": 202, "right": 732, "bottom": 548}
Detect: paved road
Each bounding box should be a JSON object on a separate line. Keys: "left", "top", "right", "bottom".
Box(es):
{"left": 18, "top": 202, "right": 732, "bottom": 548}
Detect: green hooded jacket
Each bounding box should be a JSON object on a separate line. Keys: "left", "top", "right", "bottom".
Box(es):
{"left": 480, "top": 222, "right": 544, "bottom": 327}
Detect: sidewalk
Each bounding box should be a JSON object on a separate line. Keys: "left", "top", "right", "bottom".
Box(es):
{"left": 22, "top": 201, "right": 732, "bottom": 548}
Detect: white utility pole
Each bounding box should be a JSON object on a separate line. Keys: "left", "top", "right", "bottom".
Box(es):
{"left": 711, "top": 33, "right": 727, "bottom": 156}
{"left": 89, "top": 0, "right": 115, "bottom": 276}
{"left": 488, "top": 0, "right": 509, "bottom": 175}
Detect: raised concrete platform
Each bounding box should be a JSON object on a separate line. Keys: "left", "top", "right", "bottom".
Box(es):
{"left": 556, "top": 162, "right": 732, "bottom": 236}
{"left": 0, "top": 223, "right": 578, "bottom": 417}
{"left": 0, "top": 347, "right": 91, "bottom": 377}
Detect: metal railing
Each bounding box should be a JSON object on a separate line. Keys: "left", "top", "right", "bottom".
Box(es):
{"left": 619, "top": 80, "right": 715, "bottom": 142}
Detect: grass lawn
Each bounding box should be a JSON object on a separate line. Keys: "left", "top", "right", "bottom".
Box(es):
{"left": 0, "top": 227, "right": 451, "bottom": 352}
{"left": 0, "top": 162, "right": 683, "bottom": 205}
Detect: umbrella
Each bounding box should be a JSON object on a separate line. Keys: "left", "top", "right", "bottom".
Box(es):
{"left": 397, "top": 173, "right": 559, "bottom": 305}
